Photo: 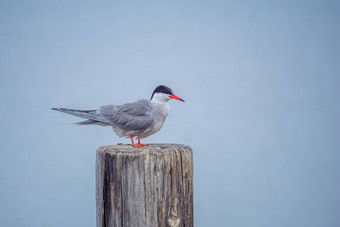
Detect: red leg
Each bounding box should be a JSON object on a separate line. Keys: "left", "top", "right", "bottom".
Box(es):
{"left": 137, "top": 138, "right": 147, "bottom": 147}
{"left": 130, "top": 136, "right": 141, "bottom": 148}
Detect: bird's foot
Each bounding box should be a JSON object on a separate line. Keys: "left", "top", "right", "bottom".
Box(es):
{"left": 137, "top": 138, "right": 147, "bottom": 147}
{"left": 130, "top": 136, "right": 147, "bottom": 148}
{"left": 130, "top": 136, "right": 142, "bottom": 148}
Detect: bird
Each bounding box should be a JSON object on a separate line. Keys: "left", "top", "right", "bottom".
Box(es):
{"left": 52, "top": 85, "right": 184, "bottom": 148}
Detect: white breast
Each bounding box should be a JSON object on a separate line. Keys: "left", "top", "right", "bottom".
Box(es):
{"left": 138, "top": 102, "right": 169, "bottom": 138}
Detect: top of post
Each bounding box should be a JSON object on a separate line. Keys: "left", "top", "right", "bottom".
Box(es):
{"left": 97, "top": 143, "right": 192, "bottom": 155}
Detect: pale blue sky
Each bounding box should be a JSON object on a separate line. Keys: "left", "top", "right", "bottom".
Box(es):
{"left": 1, "top": 0, "right": 339, "bottom": 226}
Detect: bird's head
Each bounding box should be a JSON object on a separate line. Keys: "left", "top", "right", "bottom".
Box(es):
{"left": 150, "top": 85, "right": 185, "bottom": 103}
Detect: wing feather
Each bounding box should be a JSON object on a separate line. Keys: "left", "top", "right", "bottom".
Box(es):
{"left": 99, "top": 100, "right": 154, "bottom": 131}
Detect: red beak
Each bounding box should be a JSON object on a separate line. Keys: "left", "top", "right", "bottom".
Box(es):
{"left": 169, "top": 95, "right": 185, "bottom": 102}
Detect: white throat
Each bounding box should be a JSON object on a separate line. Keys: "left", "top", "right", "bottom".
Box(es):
{"left": 151, "top": 92, "right": 171, "bottom": 104}
{"left": 151, "top": 92, "right": 170, "bottom": 116}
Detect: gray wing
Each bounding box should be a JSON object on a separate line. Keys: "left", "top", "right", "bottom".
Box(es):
{"left": 99, "top": 99, "right": 154, "bottom": 131}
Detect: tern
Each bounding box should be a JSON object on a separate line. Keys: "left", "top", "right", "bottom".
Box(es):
{"left": 52, "top": 85, "right": 184, "bottom": 148}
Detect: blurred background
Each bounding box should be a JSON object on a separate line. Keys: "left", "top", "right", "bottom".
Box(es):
{"left": 1, "top": 0, "right": 339, "bottom": 226}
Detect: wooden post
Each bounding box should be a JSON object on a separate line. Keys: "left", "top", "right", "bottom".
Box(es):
{"left": 96, "top": 144, "right": 193, "bottom": 227}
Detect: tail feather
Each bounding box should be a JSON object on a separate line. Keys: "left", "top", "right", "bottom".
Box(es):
{"left": 52, "top": 107, "right": 110, "bottom": 125}
{"left": 76, "top": 119, "right": 110, "bottom": 126}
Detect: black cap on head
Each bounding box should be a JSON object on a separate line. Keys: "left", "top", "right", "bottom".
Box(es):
{"left": 150, "top": 85, "right": 174, "bottom": 100}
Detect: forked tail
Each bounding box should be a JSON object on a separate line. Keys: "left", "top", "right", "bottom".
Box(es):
{"left": 51, "top": 108, "right": 110, "bottom": 126}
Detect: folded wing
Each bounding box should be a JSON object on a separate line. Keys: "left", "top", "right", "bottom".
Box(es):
{"left": 100, "top": 100, "right": 154, "bottom": 131}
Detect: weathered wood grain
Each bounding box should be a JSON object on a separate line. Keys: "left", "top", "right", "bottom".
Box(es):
{"left": 96, "top": 144, "right": 193, "bottom": 227}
